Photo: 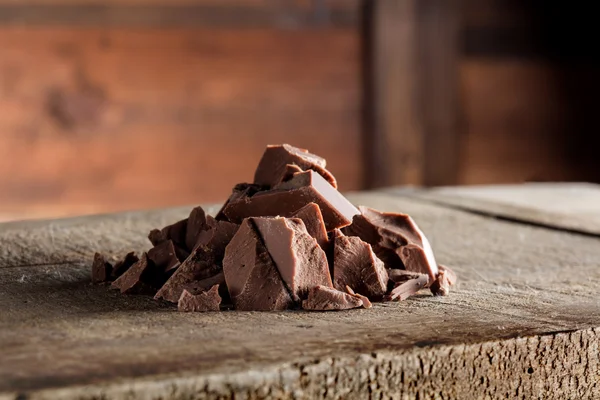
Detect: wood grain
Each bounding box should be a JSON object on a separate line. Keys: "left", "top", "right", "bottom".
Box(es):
{"left": 1, "top": 187, "right": 599, "bottom": 398}
{"left": 0, "top": 27, "right": 362, "bottom": 219}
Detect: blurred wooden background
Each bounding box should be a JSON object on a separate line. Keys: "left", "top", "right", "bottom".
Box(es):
{"left": 0, "top": 0, "right": 598, "bottom": 221}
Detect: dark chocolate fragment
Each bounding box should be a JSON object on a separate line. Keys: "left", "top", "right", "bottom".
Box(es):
{"left": 91, "top": 253, "right": 112, "bottom": 283}
{"left": 438, "top": 264, "right": 457, "bottom": 286}
{"left": 345, "top": 286, "right": 372, "bottom": 309}
{"left": 224, "top": 170, "right": 359, "bottom": 231}
{"left": 291, "top": 202, "right": 328, "bottom": 249}
{"left": 430, "top": 268, "right": 453, "bottom": 296}
{"left": 111, "top": 252, "right": 139, "bottom": 280}
{"left": 253, "top": 144, "right": 338, "bottom": 188}
{"left": 253, "top": 217, "right": 332, "bottom": 301}
{"left": 302, "top": 285, "right": 364, "bottom": 311}
{"left": 150, "top": 218, "right": 188, "bottom": 249}
{"left": 177, "top": 285, "right": 221, "bottom": 312}
{"left": 385, "top": 275, "right": 428, "bottom": 301}
{"left": 154, "top": 219, "right": 239, "bottom": 303}
{"left": 215, "top": 183, "right": 268, "bottom": 221}
{"left": 332, "top": 235, "right": 388, "bottom": 299}
{"left": 147, "top": 240, "right": 180, "bottom": 273}
{"left": 223, "top": 219, "right": 294, "bottom": 311}
{"left": 185, "top": 206, "right": 209, "bottom": 251}
{"left": 343, "top": 206, "right": 439, "bottom": 281}
{"left": 111, "top": 253, "right": 156, "bottom": 295}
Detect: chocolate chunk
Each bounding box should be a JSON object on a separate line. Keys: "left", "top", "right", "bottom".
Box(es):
{"left": 185, "top": 206, "right": 209, "bottom": 250}
{"left": 150, "top": 218, "right": 188, "bottom": 249}
{"left": 181, "top": 271, "right": 230, "bottom": 304}
{"left": 291, "top": 203, "right": 328, "bottom": 249}
{"left": 253, "top": 217, "right": 332, "bottom": 301}
{"left": 275, "top": 164, "right": 304, "bottom": 185}
{"left": 254, "top": 144, "right": 337, "bottom": 188}
{"left": 430, "top": 268, "right": 453, "bottom": 296}
{"left": 385, "top": 275, "right": 428, "bottom": 301}
{"left": 223, "top": 219, "right": 294, "bottom": 311}
{"left": 387, "top": 269, "right": 429, "bottom": 284}
{"left": 224, "top": 170, "right": 359, "bottom": 231}
{"left": 147, "top": 240, "right": 180, "bottom": 273}
{"left": 302, "top": 285, "right": 364, "bottom": 311}
{"left": 111, "top": 251, "right": 139, "bottom": 279}
{"left": 332, "top": 235, "right": 388, "bottom": 299}
{"left": 177, "top": 285, "right": 221, "bottom": 312}
{"left": 111, "top": 253, "right": 156, "bottom": 295}
{"left": 345, "top": 286, "right": 372, "bottom": 308}
{"left": 154, "top": 219, "right": 239, "bottom": 303}
{"left": 343, "top": 206, "right": 439, "bottom": 281}
{"left": 438, "top": 264, "right": 457, "bottom": 286}
{"left": 91, "top": 253, "right": 112, "bottom": 283}
{"left": 215, "top": 183, "right": 268, "bottom": 221}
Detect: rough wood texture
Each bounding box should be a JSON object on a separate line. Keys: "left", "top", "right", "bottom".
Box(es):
{"left": 1, "top": 187, "right": 600, "bottom": 399}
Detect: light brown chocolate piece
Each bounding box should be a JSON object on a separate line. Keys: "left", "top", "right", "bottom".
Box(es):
{"left": 387, "top": 269, "right": 429, "bottom": 284}
{"left": 223, "top": 219, "right": 294, "bottom": 311}
{"left": 110, "top": 251, "right": 139, "bottom": 280}
{"left": 438, "top": 264, "right": 457, "bottom": 286}
{"left": 302, "top": 285, "right": 364, "bottom": 311}
{"left": 111, "top": 253, "right": 156, "bottom": 295}
{"left": 177, "top": 285, "right": 221, "bottom": 312}
{"left": 91, "top": 253, "right": 112, "bottom": 283}
{"left": 253, "top": 144, "right": 337, "bottom": 188}
{"left": 345, "top": 286, "right": 372, "bottom": 308}
{"left": 147, "top": 240, "right": 180, "bottom": 273}
{"left": 343, "top": 206, "right": 439, "bottom": 281}
{"left": 291, "top": 202, "right": 328, "bottom": 249}
{"left": 430, "top": 268, "right": 453, "bottom": 296}
{"left": 385, "top": 275, "right": 429, "bottom": 301}
{"left": 332, "top": 235, "right": 388, "bottom": 299}
{"left": 224, "top": 170, "right": 359, "bottom": 231}
{"left": 154, "top": 219, "right": 239, "bottom": 303}
{"left": 215, "top": 183, "right": 268, "bottom": 222}
{"left": 253, "top": 217, "right": 332, "bottom": 302}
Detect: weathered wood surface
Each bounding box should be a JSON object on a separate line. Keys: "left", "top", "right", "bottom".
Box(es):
{"left": 1, "top": 186, "right": 600, "bottom": 399}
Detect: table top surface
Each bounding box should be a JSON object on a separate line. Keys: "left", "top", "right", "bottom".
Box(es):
{"left": 1, "top": 183, "right": 599, "bottom": 399}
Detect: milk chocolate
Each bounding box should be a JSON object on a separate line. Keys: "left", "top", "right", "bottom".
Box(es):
{"left": 385, "top": 275, "right": 428, "bottom": 301}
{"left": 91, "top": 253, "right": 112, "bottom": 283}
{"left": 345, "top": 286, "right": 372, "bottom": 308}
{"left": 254, "top": 144, "right": 337, "bottom": 188}
{"left": 111, "top": 253, "right": 156, "bottom": 295}
{"left": 302, "top": 285, "right": 364, "bottom": 311}
{"left": 224, "top": 170, "right": 359, "bottom": 231}
{"left": 223, "top": 219, "right": 294, "bottom": 311}
{"left": 291, "top": 203, "right": 329, "bottom": 249}
{"left": 253, "top": 217, "right": 332, "bottom": 301}
{"left": 332, "top": 235, "right": 388, "bottom": 299}
{"left": 343, "top": 206, "right": 439, "bottom": 281}
{"left": 215, "top": 183, "right": 268, "bottom": 221}
{"left": 430, "top": 267, "right": 455, "bottom": 296}
{"left": 177, "top": 285, "right": 221, "bottom": 312}
{"left": 111, "top": 251, "right": 139, "bottom": 279}
{"left": 147, "top": 240, "right": 180, "bottom": 273}
{"left": 154, "top": 219, "right": 239, "bottom": 303}
{"left": 185, "top": 206, "right": 209, "bottom": 250}
{"left": 276, "top": 164, "right": 304, "bottom": 185}
{"left": 438, "top": 264, "right": 457, "bottom": 286}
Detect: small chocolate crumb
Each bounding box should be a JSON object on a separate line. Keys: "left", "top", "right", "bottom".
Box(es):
{"left": 345, "top": 286, "right": 372, "bottom": 308}
{"left": 177, "top": 285, "right": 221, "bottom": 312}
{"left": 302, "top": 285, "right": 364, "bottom": 311}
{"left": 430, "top": 269, "right": 451, "bottom": 296}
{"left": 91, "top": 252, "right": 112, "bottom": 283}
{"left": 385, "top": 275, "right": 429, "bottom": 301}
{"left": 438, "top": 264, "right": 457, "bottom": 286}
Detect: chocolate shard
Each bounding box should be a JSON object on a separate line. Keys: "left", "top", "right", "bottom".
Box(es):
{"left": 110, "top": 253, "right": 157, "bottom": 295}
{"left": 332, "top": 235, "right": 388, "bottom": 299}
{"left": 154, "top": 219, "right": 239, "bottom": 303}
{"left": 275, "top": 164, "right": 304, "bottom": 185}
{"left": 253, "top": 144, "right": 338, "bottom": 188}
{"left": 223, "top": 219, "right": 294, "bottom": 311}
{"left": 387, "top": 269, "right": 429, "bottom": 284}
{"left": 430, "top": 268, "right": 453, "bottom": 297}
{"left": 91, "top": 253, "right": 112, "bottom": 283}
{"left": 224, "top": 170, "right": 359, "bottom": 231}
{"left": 111, "top": 251, "right": 139, "bottom": 279}
{"left": 253, "top": 217, "right": 333, "bottom": 301}
{"left": 181, "top": 271, "right": 230, "bottom": 304}
{"left": 385, "top": 275, "right": 429, "bottom": 302}
{"left": 343, "top": 206, "right": 439, "bottom": 281}
{"left": 147, "top": 240, "right": 180, "bottom": 273}
{"left": 325, "top": 228, "right": 345, "bottom": 270}
{"left": 177, "top": 285, "right": 221, "bottom": 312}
{"left": 302, "top": 285, "right": 364, "bottom": 311}
{"left": 185, "top": 206, "right": 209, "bottom": 251}
{"left": 215, "top": 183, "right": 269, "bottom": 221}
{"left": 345, "top": 286, "right": 372, "bottom": 309}
{"left": 291, "top": 202, "right": 328, "bottom": 249}
{"left": 438, "top": 264, "right": 457, "bottom": 286}
{"left": 150, "top": 218, "right": 188, "bottom": 250}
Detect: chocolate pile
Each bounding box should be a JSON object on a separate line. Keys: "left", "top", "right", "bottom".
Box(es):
{"left": 92, "top": 144, "right": 456, "bottom": 312}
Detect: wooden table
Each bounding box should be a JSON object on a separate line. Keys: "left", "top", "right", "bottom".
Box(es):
{"left": 1, "top": 183, "right": 599, "bottom": 399}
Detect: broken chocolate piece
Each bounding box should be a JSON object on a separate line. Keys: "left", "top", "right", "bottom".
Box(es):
{"left": 111, "top": 253, "right": 156, "bottom": 295}
{"left": 343, "top": 206, "right": 438, "bottom": 281}
{"left": 154, "top": 219, "right": 239, "bottom": 303}
{"left": 254, "top": 144, "right": 337, "bottom": 188}
{"left": 177, "top": 285, "right": 221, "bottom": 312}
{"left": 387, "top": 269, "right": 429, "bottom": 284}
{"left": 111, "top": 252, "right": 139, "bottom": 279}
{"left": 224, "top": 170, "right": 359, "bottom": 231}
{"left": 332, "top": 235, "right": 388, "bottom": 299}
{"left": 215, "top": 183, "right": 268, "bottom": 221}
{"left": 223, "top": 219, "right": 294, "bottom": 311}
{"left": 291, "top": 202, "right": 328, "bottom": 249}
{"left": 385, "top": 275, "right": 428, "bottom": 301}
{"left": 302, "top": 285, "right": 363, "bottom": 311}
{"left": 147, "top": 240, "right": 180, "bottom": 273}
{"left": 345, "top": 286, "right": 372, "bottom": 308}
{"left": 438, "top": 264, "right": 457, "bottom": 286}
{"left": 181, "top": 271, "right": 230, "bottom": 304}
{"left": 185, "top": 206, "right": 209, "bottom": 251}
{"left": 253, "top": 217, "right": 332, "bottom": 301}
{"left": 430, "top": 269, "right": 452, "bottom": 296}
{"left": 91, "top": 253, "right": 112, "bottom": 283}
{"left": 275, "top": 164, "right": 304, "bottom": 185}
